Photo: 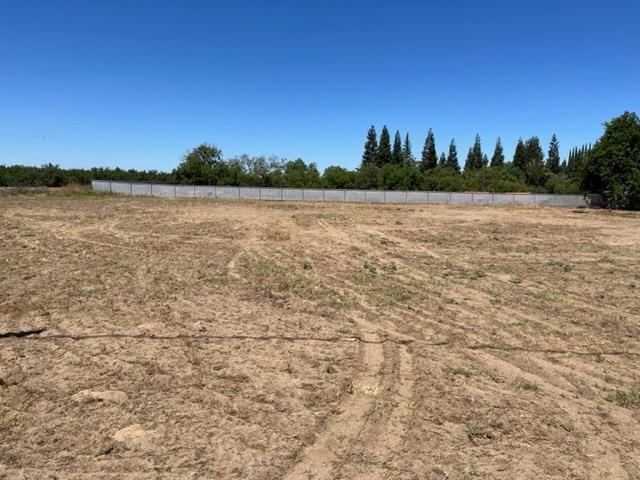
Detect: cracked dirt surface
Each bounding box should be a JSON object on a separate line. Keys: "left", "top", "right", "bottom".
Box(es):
{"left": 1, "top": 194, "right": 639, "bottom": 479}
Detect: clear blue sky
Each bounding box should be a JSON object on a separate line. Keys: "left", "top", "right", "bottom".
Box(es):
{"left": 1, "top": 1, "right": 638, "bottom": 172}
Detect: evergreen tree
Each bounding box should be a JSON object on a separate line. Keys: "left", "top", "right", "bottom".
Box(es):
{"left": 420, "top": 129, "right": 437, "bottom": 170}
{"left": 546, "top": 133, "right": 561, "bottom": 173}
{"left": 376, "top": 126, "right": 392, "bottom": 166}
{"left": 446, "top": 139, "right": 460, "bottom": 171}
{"left": 392, "top": 130, "right": 403, "bottom": 164}
{"left": 567, "top": 143, "right": 593, "bottom": 180}
{"left": 482, "top": 153, "right": 489, "bottom": 167}
{"left": 523, "top": 136, "right": 547, "bottom": 185}
{"left": 524, "top": 136, "right": 544, "bottom": 166}
{"left": 465, "top": 147, "right": 474, "bottom": 171}
{"left": 513, "top": 138, "right": 527, "bottom": 171}
{"left": 466, "top": 134, "right": 484, "bottom": 170}
{"left": 439, "top": 152, "right": 446, "bottom": 166}
{"left": 361, "top": 125, "right": 378, "bottom": 167}
{"left": 490, "top": 137, "right": 505, "bottom": 167}
{"left": 402, "top": 133, "right": 414, "bottom": 164}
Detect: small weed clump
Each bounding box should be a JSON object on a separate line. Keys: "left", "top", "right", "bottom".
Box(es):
{"left": 470, "top": 269, "right": 486, "bottom": 280}
{"left": 463, "top": 463, "right": 478, "bottom": 479}
{"left": 548, "top": 260, "right": 573, "bottom": 272}
{"left": 519, "top": 379, "right": 539, "bottom": 391}
{"left": 363, "top": 261, "right": 377, "bottom": 276}
{"left": 606, "top": 387, "right": 640, "bottom": 408}
{"left": 466, "top": 425, "right": 491, "bottom": 441}
{"left": 444, "top": 366, "right": 472, "bottom": 378}
{"left": 510, "top": 276, "right": 522, "bottom": 284}
{"left": 302, "top": 261, "right": 312, "bottom": 270}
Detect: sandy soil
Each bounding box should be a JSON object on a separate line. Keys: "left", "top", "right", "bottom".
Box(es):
{"left": 1, "top": 194, "right": 639, "bottom": 479}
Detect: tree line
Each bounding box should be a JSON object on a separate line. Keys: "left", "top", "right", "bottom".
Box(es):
{"left": 360, "top": 124, "right": 575, "bottom": 190}
{"left": 1, "top": 111, "right": 638, "bottom": 209}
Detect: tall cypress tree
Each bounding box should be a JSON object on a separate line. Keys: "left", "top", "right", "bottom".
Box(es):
{"left": 513, "top": 138, "right": 527, "bottom": 171}
{"left": 523, "top": 136, "right": 547, "bottom": 185}
{"left": 524, "top": 136, "right": 544, "bottom": 166}
{"left": 465, "top": 147, "right": 475, "bottom": 171}
{"left": 546, "top": 133, "right": 561, "bottom": 173}
{"left": 361, "top": 125, "right": 378, "bottom": 167}
{"left": 420, "top": 129, "right": 437, "bottom": 170}
{"left": 376, "top": 126, "right": 392, "bottom": 166}
{"left": 439, "top": 152, "right": 446, "bottom": 166}
{"left": 402, "top": 133, "right": 414, "bottom": 164}
{"left": 466, "top": 134, "right": 483, "bottom": 170}
{"left": 446, "top": 139, "right": 460, "bottom": 171}
{"left": 392, "top": 130, "right": 403, "bottom": 165}
{"left": 490, "top": 137, "right": 505, "bottom": 167}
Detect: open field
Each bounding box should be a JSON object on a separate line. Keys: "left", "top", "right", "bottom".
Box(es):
{"left": 1, "top": 194, "right": 640, "bottom": 479}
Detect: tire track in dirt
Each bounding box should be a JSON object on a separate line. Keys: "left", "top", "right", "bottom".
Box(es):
{"left": 226, "top": 236, "right": 403, "bottom": 480}
{"left": 283, "top": 337, "right": 385, "bottom": 480}
{"left": 344, "top": 343, "right": 415, "bottom": 479}
{"left": 280, "top": 218, "right": 416, "bottom": 478}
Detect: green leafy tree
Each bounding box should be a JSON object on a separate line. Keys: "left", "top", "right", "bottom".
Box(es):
{"left": 420, "top": 129, "right": 437, "bottom": 171}
{"left": 583, "top": 111, "right": 640, "bottom": 209}
{"left": 402, "top": 133, "right": 414, "bottom": 164}
{"left": 362, "top": 125, "right": 378, "bottom": 167}
{"left": 490, "top": 137, "right": 505, "bottom": 167}
{"left": 173, "top": 143, "right": 223, "bottom": 184}
{"left": 392, "top": 130, "right": 403, "bottom": 164}
{"left": 547, "top": 134, "right": 561, "bottom": 173}
{"left": 322, "top": 166, "right": 356, "bottom": 189}
{"left": 376, "top": 126, "right": 392, "bottom": 166}
{"left": 446, "top": 139, "right": 460, "bottom": 172}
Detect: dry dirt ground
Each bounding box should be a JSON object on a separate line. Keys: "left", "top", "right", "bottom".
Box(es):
{"left": 1, "top": 193, "right": 639, "bottom": 479}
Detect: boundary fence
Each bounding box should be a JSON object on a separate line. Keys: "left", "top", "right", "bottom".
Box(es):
{"left": 91, "top": 180, "right": 602, "bottom": 208}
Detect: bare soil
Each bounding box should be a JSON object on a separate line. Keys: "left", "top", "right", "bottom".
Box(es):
{"left": 1, "top": 194, "right": 639, "bottom": 479}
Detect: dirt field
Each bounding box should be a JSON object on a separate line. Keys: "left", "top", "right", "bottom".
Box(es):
{"left": 1, "top": 194, "right": 639, "bottom": 479}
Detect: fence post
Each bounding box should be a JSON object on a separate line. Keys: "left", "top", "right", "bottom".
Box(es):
{"left": 281, "top": 188, "right": 283, "bottom": 201}
{"left": 405, "top": 191, "right": 408, "bottom": 204}
{"left": 174, "top": 185, "right": 177, "bottom": 198}
{"left": 150, "top": 183, "right": 153, "bottom": 196}
{"left": 129, "top": 183, "right": 132, "bottom": 196}
{"left": 322, "top": 190, "right": 325, "bottom": 201}
{"left": 471, "top": 192, "right": 475, "bottom": 204}
{"left": 343, "top": 190, "right": 347, "bottom": 202}
{"left": 448, "top": 192, "right": 452, "bottom": 204}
